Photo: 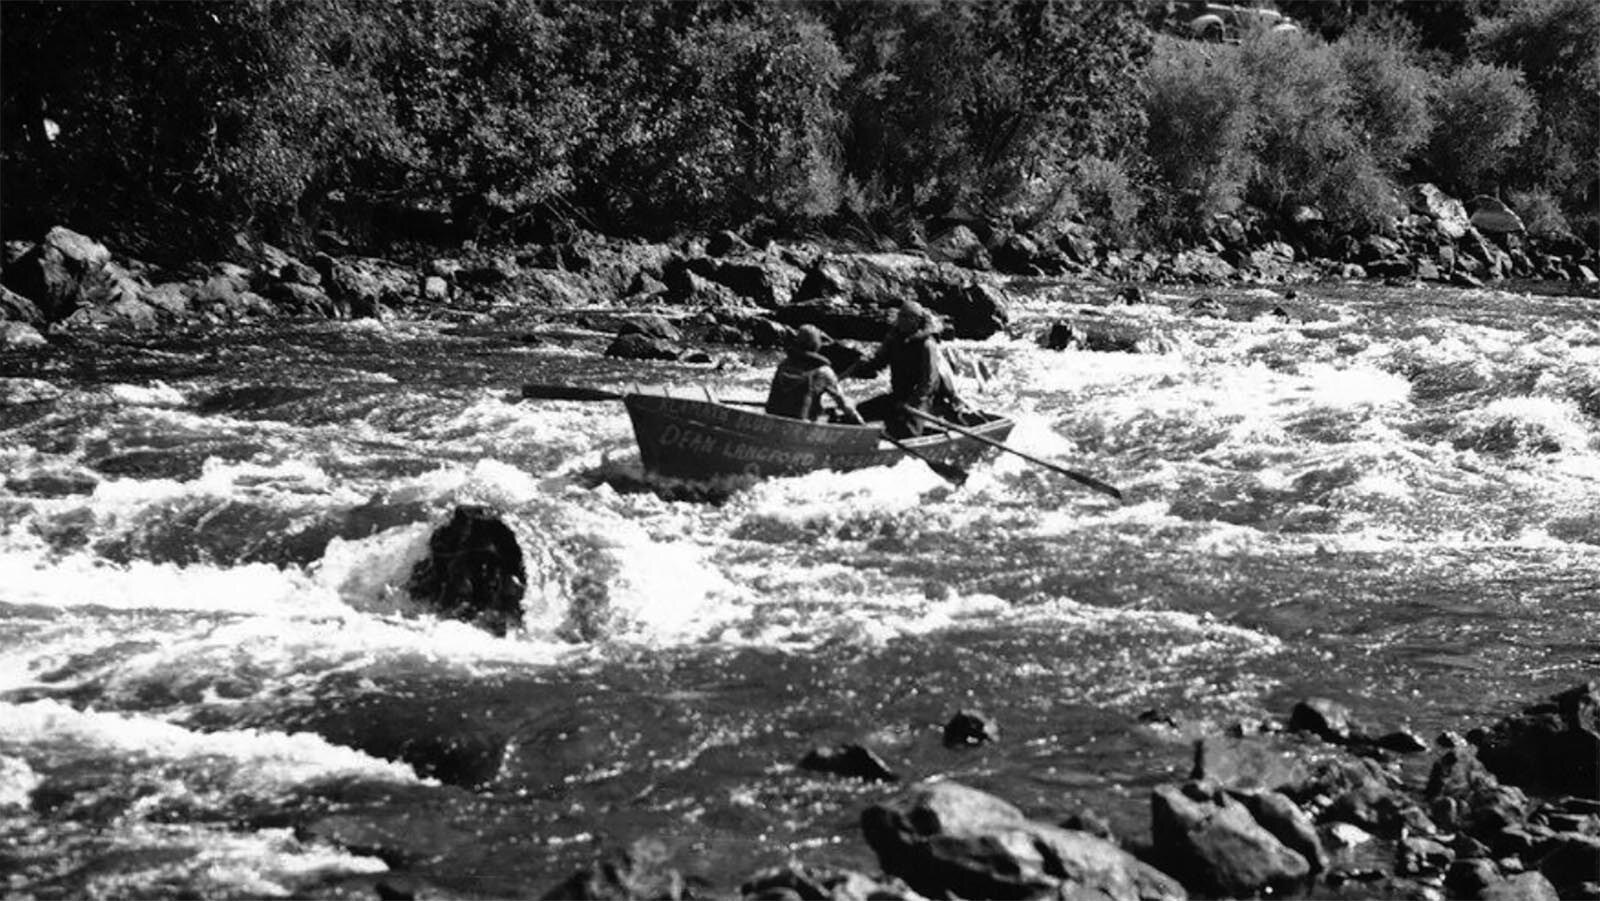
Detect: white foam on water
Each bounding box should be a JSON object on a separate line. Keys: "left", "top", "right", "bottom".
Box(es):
{"left": 0, "top": 753, "right": 41, "bottom": 810}
{"left": 1289, "top": 361, "right": 1413, "bottom": 409}
{"left": 108, "top": 380, "right": 188, "bottom": 406}
{"left": 87, "top": 615, "right": 421, "bottom": 706}
{"left": 0, "top": 548, "right": 340, "bottom": 614}
{"left": 561, "top": 503, "right": 752, "bottom": 643}
{"left": 24, "top": 823, "right": 388, "bottom": 900}
{"left": 735, "top": 459, "right": 952, "bottom": 526}
{"left": 0, "top": 699, "right": 428, "bottom": 789}
{"left": 70, "top": 455, "right": 351, "bottom": 516}
{"left": 1454, "top": 395, "right": 1595, "bottom": 454}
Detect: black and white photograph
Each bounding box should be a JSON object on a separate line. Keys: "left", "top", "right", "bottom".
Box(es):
{"left": 1, "top": 0, "right": 1597, "bottom": 898}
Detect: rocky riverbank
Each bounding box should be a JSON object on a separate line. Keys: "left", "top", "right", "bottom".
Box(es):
{"left": 3, "top": 184, "right": 1596, "bottom": 359}
{"left": 522, "top": 682, "right": 1597, "bottom": 901}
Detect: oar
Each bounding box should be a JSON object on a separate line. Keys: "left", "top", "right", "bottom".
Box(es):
{"left": 522, "top": 383, "right": 968, "bottom": 486}
{"left": 881, "top": 434, "right": 969, "bottom": 486}
{"left": 521, "top": 382, "right": 767, "bottom": 406}
{"left": 521, "top": 383, "right": 631, "bottom": 402}
{"left": 907, "top": 409, "right": 1124, "bottom": 502}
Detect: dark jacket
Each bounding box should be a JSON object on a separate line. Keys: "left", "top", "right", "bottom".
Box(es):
{"left": 858, "top": 326, "right": 958, "bottom": 412}
{"left": 766, "top": 350, "right": 850, "bottom": 421}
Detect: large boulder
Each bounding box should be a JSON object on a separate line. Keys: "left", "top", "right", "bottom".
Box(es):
{"left": 1150, "top": 783, "right": 1311, "bottom": 897}
{"left": 774, "top": 298, "right": 892, "bottom": 343}
{"left": 710, "top": 256, "right": 807, "bottom": 309}
{"left": 313, "top": 255, "right": 416, "bottom": 318}
{"left": 1407, "top": 184, "right": 1472, "bottom": 240}
{"left": 605, "top": 332, "right": 683, "bottom": 361}
{"left": 1470, "top": 196, "right": 1527, "bottom": 235}
{"left": 1040, "top": 318, "right": 1176, "bottom": 354}
{"left": 406, "top": 505, "right": 526, "bottom": 637}
{"left": 139, "top": 283, "right": 193, "bottom": 320}
{"left": 792, "top": 253, "right": 1010, "bottom": 339}
{"left": 664, "top": 254, "right": 804, "bottom": 309}
{"left": 616, "top": 314, "right": 682, "bottom": 343}
{"left": 1425, "top": 747, "right": 1530, "bottom": 842}
{"left": 927, "top": 224, "right": 990, "bottom": 269}
{"left": 1469, "top": 681, "right": 1600, "bottom": 801}
{"left": 1, "top": 285, "right": 44, "bottom": 324}
{"left": 1167, "top": 249, "right": 1236, "bottom": 284}
{"left": 862, "top": 781, "right": 1187, "bottom": 901}
{"left": 267, "top": 281, "right": 338, "bottom": 318}
{"left": 1058, "top": 223, "right": 1100, "bottom": 265}
{"left": 2, "top": 226, "right": 113, "bottom": 321}
{"left": 1, "top": 322, "right": 48, "bottom": 349}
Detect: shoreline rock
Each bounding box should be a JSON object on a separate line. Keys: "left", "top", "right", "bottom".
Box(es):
{"left": 3, "top": 185, "right": 1592, "bottom": 350}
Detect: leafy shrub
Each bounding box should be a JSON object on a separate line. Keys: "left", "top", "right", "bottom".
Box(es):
{"left": 1423, "top": 63, "right": 1535, "bottom": 196}
{"left": 1143, "top": 27, "right": 1422, "bottom": 236}
{"left": 1472, "top": 0, "right": 1600, "bottom": 219}
{"left": 1143, "top": 36, "right": 1255, "bottom": 228}
{"left": 1333, "top": 26, "right": 1435, "bottom": 169}
{"left": 1234, "top": 32, "right": 1357, "bottom": 215}
{"left": 1506, "top": 188, "right": 1573, "bottom": 240}
{"left": 1068, "top": 156, "right": 1145, "bottom": 242}
{"left": 833, "top": 1, "right": 1152, "bottom": 227}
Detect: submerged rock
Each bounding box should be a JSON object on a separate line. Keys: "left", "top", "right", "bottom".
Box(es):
{"left": 862, "top": 781, "right": 1187, "bottom": 901}
{"left": 798, "top": 743, "right": 899, "bottom": 782}
{"left": 942, "top": 710, "right": 1000, "bottom": 748}
{"left": 1288, "top": 697, "right": 1359, "bottom": 744}
{"left": 406, "top": 505, "right": 526, "bottom": 636}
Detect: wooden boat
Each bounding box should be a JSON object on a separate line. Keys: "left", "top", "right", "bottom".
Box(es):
{"left": 621, "top": 386, "right": 1014, "bottom": 480}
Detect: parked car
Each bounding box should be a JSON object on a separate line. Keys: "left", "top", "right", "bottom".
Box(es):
{"left": 1188, "top": 3, "right": 1300, "bottom": 42}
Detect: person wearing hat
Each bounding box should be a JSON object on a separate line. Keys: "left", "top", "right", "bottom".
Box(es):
{"left": 765, "top": 324, "right": 864, "bottom": 423}
{"left": 847, "top": 300, "right": 972, "bottom": 438}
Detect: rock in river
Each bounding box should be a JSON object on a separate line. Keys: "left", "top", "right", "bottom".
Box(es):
{"left": 406, "top": 505, "right": 526, "bottom": 636}
{"left": 862, "top": 780, "right": 1187, "bottom": 900}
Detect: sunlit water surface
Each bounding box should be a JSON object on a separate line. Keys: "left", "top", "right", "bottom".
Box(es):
{"left": 2, "top": 280, "right": 1597, "bottom": 898}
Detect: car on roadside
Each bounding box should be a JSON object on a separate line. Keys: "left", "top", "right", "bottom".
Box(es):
{"left": 1187, "top": 3, "right": 1300, "bottom": 42}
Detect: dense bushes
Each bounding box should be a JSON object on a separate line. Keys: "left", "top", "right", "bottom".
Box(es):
{"left": 1422, "top": 63, "right": 1536, "bottom": 198}
{"left": 0, "top": 0, "right": 1593, "bottom": 256}
{"left": 1471, "top": 0, "right": 1600, "bottom": 231}
{"left": 1143, "top": 28, "right": 1435, "bottom": 236}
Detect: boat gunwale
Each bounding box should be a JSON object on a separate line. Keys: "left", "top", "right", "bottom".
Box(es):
{"left": 623, "top": 391, "right": 1014, "bottom": 451}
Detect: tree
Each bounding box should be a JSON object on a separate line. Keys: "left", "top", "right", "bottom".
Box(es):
{"left": 1472, "top": 0, "right": 1600, "bottom": 217}
{"left": 829, "top": 0, "right": 1152, "bottom": 229}
{"left": 1424, "top": 62, "right": 1535, "bottom": 196}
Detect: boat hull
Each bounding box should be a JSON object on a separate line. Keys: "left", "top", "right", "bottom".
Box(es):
{"left": 622, "top": 391, "right": 1014, "bottom": 480}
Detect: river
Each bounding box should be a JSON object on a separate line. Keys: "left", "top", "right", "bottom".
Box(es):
{"left": 2, "top": 279, "right": 1597, "bottom": 898}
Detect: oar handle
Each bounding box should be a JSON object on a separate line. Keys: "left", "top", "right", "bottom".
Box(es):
{"left": 907, "top": 409, "right": 1124, "bottom": 502}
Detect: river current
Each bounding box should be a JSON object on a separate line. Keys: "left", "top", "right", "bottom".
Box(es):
{"left": 2, "top": 280, "right": 1597, "bottom": 898}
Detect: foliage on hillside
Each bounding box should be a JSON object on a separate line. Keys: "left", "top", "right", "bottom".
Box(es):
{"left": 0, "top": 0, "right": 1592, "bottom": 256}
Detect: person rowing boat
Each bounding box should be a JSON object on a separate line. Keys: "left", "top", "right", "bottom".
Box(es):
{"left": 764, "top": 324, "right": 864, "bottom": 424}
{"left": 845, "top": 301, "right": 979, "bottom": 438}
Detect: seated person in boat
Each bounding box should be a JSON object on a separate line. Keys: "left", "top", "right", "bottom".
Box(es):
{"left": 848, "top": 301, "right": 977, "bottom": 438}
{"left": 765, "top": 324, "right": 864, "bottom": 423}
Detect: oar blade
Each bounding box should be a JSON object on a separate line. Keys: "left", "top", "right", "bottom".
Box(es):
{"left": 927, "top": 459, "right": 969, "bottom": 486}
{"left": 1066, "top": 471, "right": 1123, "bottom": 503}
{"left": 906, "top": 408, "right": 1125, "bottom": 503}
